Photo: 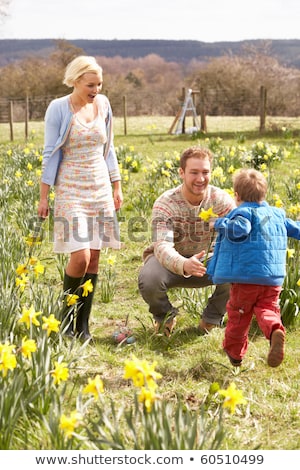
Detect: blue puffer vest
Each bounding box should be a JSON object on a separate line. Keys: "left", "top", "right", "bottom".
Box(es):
{"left": 207, "top": 201, "right": 289, "bottom": 286}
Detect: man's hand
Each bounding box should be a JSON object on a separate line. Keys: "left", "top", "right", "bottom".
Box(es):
{"left": 183, "top": 250, "right": 207, "bottom": 277}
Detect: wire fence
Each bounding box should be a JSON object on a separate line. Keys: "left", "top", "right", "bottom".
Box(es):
{"left": 1, "top": 85, "right": 299, "bottom": 140}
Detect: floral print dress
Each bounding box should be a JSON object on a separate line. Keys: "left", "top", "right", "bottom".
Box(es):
{"left": 53, "top": 109, "right": 120, "bottom": 253}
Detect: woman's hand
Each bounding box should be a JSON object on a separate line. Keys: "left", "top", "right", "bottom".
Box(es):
{"left": 38, "top": 182, "right": 50, "bottom": 219}
{"left": 113, "top": 187, "right": 123, "bottom": 211}
{"left": 38, "top": 199, "right": 49, "bottom": 219}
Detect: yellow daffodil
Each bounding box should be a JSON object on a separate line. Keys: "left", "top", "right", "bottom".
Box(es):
{"left": 225, "top": 188, "right": 235, "bottom": 198}
{"left": 209, "top": 382, "right": 220, "bottom": 394}
{"left": 81, "top": 279, "right": 93, "bottom": 297}
{"left": 199, "top": 207, "right": 218, "bottom": 222}
{"left": 212, "top": 167, "right": 225, "bottom": 181}
{"left": 16, "top": 263, "right": 29, "bottom": 276}
{"left": 138, "top": 386, "right": 157, "bottom": 412}
{"left": 297, "top": 279, "right": 300, "bottom": 287}
{"left": 107, "top": 255, "right": 116, "bottom": 266}
{"left": 287, "top": 248, "right": 295, "bottom": 259}
{"left": 42, "top": 314, "right": 61, "bottom": 336}
{"left": 24, "top": 235, "right": 42, "bottom": 246}
{"left": 0, "top": 342, "right": 17, "bottom": 377}
{"left": 33, "top": 262, "right": 45, "bottom": 277}
{"left": 66, "top": 294, "right": 79, "bottom": 306}
{"left": 164, "top": 160, "right": 173, "bottom": 169}
{"left": 20, "top": 337, "right": 37, "bottom": 359}
{"left": 27, "top": 163, "right": 33, "bottom": 171}
{"left": 18, "top": 305, "right": 42, "bottom": 328}
{"left": 218, "top": 382, "right": 247, "bottom": 414}
{"left": 83, "top": 375, "right": 104, "bottom": 399}
{"left": 275, "top": 199, "right": 284, "bottom": 208}
{"left": 15, "top": 273, "right": 29, "bottom": 292}
{"left": 273, "top": 194, "right": 284, "bottom": 208}
{"left": 124, "top": 355, "right": 162, "bottom": 389}
{"left": 59, "top": 410, "right": 82, "bottom": 438}
{"left": 51, "top": 361, "right": 69, "bottom": 385}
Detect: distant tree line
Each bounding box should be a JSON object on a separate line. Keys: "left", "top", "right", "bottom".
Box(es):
{"left": 0, "top": 40, "right": 299, "bottom": 119}
{"left": 1, "top": 38, "right": 300, "bottom": 68}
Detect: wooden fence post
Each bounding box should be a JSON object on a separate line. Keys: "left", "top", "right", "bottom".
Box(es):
{"left": 25, "top": 94, "right": 29, "bottom": 139}
{"left": 181, "top": 87, "right": 186, "bottom": 134}
{"left": 259, "top": 86, "right": 267, "bottom": 132}
{"left": 9, "top": 101, "right": 14, "bottom": 141}
{"left": 122, "top": 95, "right": 127, "bottom": 136}
{"left": 200, "top": 88, "right": 207, "bottom": 133}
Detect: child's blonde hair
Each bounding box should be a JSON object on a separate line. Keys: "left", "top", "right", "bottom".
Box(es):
{"left": 233, "top": 168, "right": 267, "bottom": 202}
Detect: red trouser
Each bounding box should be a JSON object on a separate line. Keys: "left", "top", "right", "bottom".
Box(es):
{"left": 223, "top": 283, "right": 285, "bottom": 361}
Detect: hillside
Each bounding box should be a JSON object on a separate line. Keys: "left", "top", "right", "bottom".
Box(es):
{"left": 1, "top": 38, "right": 300, "bottom": 68}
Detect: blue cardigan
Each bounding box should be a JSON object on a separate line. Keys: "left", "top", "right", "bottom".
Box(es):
{"left": 207, "top": 201, "right": 300, "bottom": 286}
{"left": 41, "top": 94, "right": 121, "bottom": 186}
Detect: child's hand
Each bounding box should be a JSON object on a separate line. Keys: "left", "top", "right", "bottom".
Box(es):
{"left": 209, "top": 218, "right": 217, "bottom": 230}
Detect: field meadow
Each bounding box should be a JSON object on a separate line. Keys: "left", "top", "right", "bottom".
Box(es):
{"left": 1, "top": 115, "right": 300, "bottom": 451}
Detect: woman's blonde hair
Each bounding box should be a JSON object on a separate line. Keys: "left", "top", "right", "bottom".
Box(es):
{"left": 63, "top": 56, "right": 103, "bottom": 87}
{"left": 233, "top": 168, "right": 267, "bottom": 202}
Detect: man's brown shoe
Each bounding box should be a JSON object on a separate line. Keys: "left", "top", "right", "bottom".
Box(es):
{"left": 267, "top": 329, "right": 285, "bottom": 367}
{"left": 154, "top": 317, "right": 177, "bottom": 337}
{"left": 198, "top": 319, "right": 217, "bottom": 334}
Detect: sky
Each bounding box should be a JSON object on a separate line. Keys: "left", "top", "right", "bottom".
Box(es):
{"left": 0, "top": 0, "right": 299, "bottom": 43}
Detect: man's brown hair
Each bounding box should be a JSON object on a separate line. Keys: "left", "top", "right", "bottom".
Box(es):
{"left": 180, "top": 146, "right": 213, "bottom": 170}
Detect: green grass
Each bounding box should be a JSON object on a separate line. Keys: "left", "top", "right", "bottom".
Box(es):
{"left": 1, "top": 116, "right": 300, "bottom": 450}
{"left": 2, "top": 114, "right": 300, "bottom": 147}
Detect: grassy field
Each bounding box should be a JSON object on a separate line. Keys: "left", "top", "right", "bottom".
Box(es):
{"left": 1, "top": 116, "right": 300, "bottom": 450}
{"left": 2, "top": 114, "right": 300, "bottom": 144}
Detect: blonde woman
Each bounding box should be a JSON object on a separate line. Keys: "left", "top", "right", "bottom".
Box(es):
{"left": 38, "top": 56, "right": 123, "bottom": 341}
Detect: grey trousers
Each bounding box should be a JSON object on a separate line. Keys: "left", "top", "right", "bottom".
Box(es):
{"left": 138, "top": 255, "right": 230, "bottom": 325}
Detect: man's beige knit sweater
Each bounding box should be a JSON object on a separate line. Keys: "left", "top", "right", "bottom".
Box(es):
{"left": 143, "top": 184, "right": 235, "bottom": 276}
